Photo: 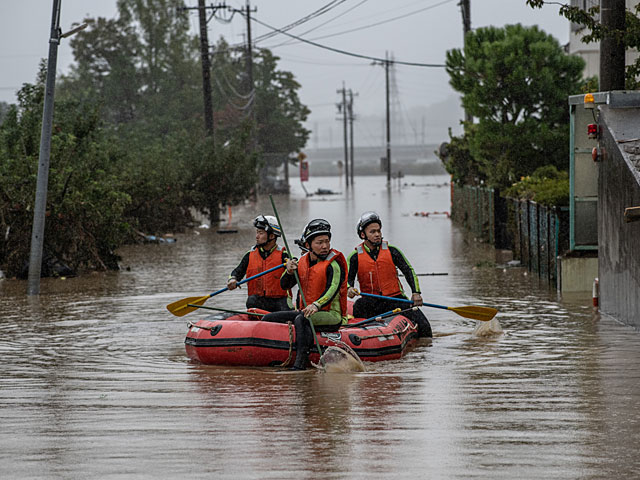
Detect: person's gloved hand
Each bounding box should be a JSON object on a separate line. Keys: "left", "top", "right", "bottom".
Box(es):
{"left": 411, "top": 293, "right": 423, "bottom": 306}
{"left": 347, "top": 287, "right": 359, "bottom": 298}
{"left": 285, "top": 258, "right": 298, "bottom": 274}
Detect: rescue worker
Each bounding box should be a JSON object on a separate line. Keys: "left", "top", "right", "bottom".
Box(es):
{"left": 262, "top": 219, "right": 348, "bottom": 370}
{"left": 227, "top": 215, "right": 291, "bottom": 312}
{"left": 347, "top": 211, "right": 432, "bottom": 338}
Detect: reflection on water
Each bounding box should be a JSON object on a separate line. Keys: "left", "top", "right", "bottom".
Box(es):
{"left": 1, "top": 175, "right": 640, "bottom": 478}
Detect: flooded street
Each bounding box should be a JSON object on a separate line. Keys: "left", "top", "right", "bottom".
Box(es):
{"left": 2, "top": 174, "right": 640, "bottom": 479}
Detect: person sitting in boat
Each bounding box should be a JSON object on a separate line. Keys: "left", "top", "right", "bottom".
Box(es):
{"left": 262, "top": 219, "right": 348, "bottom": 370}
{"left": 347, "top": 211, "right": 432, "bottom": 338}
{"left": 227, "top": 215, "right": 291, "bottom": 312}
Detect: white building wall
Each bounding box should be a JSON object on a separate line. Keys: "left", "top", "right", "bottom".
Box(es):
{"left": 568, "top": 0, "right": 639, "bottom": 81}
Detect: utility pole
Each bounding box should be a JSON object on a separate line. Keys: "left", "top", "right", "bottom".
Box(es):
{"left": 28, "top": 0, "right": 61, "bottom": 295}
{"left": 600, "top": 0, "right": 626, "bottom": 91}
{"left": 372, "top": 54, "right": 392, "bottom": 186}
{"left": 245, "top": 2, "right": 256, "bottom": 98}
{"left": 182, "top": 2, "right": 231, "bottom": 139}
{"left": 385, "top": 52, "right": 391, "bottom": 187}
{"left": 197, "top": 0, "right": 214, "bottom": 137}
{"left": 348, "top": 89, "right": 356, "bottom": 186}
{"left": 337, "top": 83, "right": 349, "bottom": 187}
{"left": 28, "top": 0, "right": 86, "bottom": 295}
{"left": 460, "top": 0, "right": 472, "bottom": 123}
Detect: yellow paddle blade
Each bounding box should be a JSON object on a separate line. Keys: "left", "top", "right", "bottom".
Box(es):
{"left": 166, "top": 295, "right": 210, "bottom": 317}
{"left": 448, "top": 305, "right": 498, "bottom": 322}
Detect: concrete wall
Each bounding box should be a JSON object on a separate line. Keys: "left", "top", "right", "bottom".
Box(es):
{"left": 598, "top": 105, "right": 640, "bottom": 329}
{"left": 559, "top": 256, "right": 599, "bottom": 293}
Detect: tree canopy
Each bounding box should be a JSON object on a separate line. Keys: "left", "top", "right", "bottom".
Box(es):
{"left": 0, "top": 0, "right": 309, "bottom": 278}
{"left": 442, "top": 24, "right": 585, "bottom": 189}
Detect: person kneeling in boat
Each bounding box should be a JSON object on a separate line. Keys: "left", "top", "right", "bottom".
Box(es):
{"left": 227, "top": 215, "right": 291, "bottom": 312}
{"left": 262, "top": 219, "right": 348, "bottom": 370}
{"left": 347, "top": 211, "right": 432, "bottom": 338}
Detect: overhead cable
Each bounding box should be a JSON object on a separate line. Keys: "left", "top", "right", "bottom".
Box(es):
{"left": 242, "top": 13, "right": 446, "bottom": 68}
{"left": 267, "top": 0, "right": 454, "bottom": 48}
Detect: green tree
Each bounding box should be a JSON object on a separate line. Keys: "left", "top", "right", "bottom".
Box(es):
{"left": 0, "top": 101, "right": 9, "bottom": 125}
{"left": 445, "top": 24, "right": 585, "bottom": 189}
{"left": 526, "top": 1, "right": 640, "bottom": 89}
{"left": 0, "top": 65, "right": 131, "bottom": 277}
{"left": 253, "top": 49, "right": 310, "bottom": 154}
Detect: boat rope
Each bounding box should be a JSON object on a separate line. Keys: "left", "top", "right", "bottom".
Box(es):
{"left": 356, "top": 320, "right": 416, "bottom": 340}
{"left": 277, "top": 321, "right": 295, "bottom": 368}
{"left": 187, "top": 321, "right": 217, "bottom": 331}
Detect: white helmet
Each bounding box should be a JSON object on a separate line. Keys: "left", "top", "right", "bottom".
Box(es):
{"left": 253, "top": 215, "right": 281, "bottom": 237}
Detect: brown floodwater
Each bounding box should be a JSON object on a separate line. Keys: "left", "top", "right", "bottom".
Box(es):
{"left": 2, "top": 175, "right": 640, "bottom": 479}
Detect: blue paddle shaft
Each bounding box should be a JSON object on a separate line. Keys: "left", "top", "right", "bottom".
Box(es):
{"left": 359, "top": 291, "right": 450, "bottom": 311}
{"left": 359, "top": 291, "right": 412, "bottom": 304}
{"left": 208, "top": 263, "right": 285, "bottom": 298}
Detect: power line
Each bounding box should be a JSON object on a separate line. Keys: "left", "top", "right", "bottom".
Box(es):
{"left": 265, "top": 0, "right": 455, "bottom": 48}
{"left": 265, "top": 0, "right": 371, "bottom": 49}
{"left": 252, "top": 0, "right": 348, "bottom": 43}
{"left": 241, "top": 13, "right": 446, "bottom": 68}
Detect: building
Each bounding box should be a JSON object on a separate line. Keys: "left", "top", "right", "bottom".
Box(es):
{"left": 568, "top": 0, "right": 640, "bottom": 80}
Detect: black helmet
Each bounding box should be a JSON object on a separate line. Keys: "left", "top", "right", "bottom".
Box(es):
{"left": 301, "top": 219, "right": 331, "bottom": 245}
{"left": 356, "top": 211, "right": 382, "bottom": 237}
{"left": 253, "top": 215, "right": 281, "bottom": 237}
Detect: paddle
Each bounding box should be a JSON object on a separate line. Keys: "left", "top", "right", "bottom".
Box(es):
{"left": 269, "top": 195, "right": 325, "bottom": 365}
{"left": 346, "top": 307, "right": 415, "bottom": 328}
{"left": 186, "top": 304, "right": 266, "bottom": 317}
{"left": 357, "top": 291, "right": 498, "bottom": 322}
{"left": 166, "top": 263, "right": 285, "bottom": 317}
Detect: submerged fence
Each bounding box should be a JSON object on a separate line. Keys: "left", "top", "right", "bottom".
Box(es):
{"left": 451, "top": 184, "right": 569, "bottom": 286}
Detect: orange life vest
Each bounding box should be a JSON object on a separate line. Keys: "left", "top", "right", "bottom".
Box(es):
{"left": 356, "top": 241, "right": 403, "bottom": 296}
{"left": 297, "top": 249, "right": 348, "bottom": 316}
{"left": 246, "top": 245, "right": 288, "bottom": 298}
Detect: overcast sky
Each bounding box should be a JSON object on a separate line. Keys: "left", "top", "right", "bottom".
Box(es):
{"left": 0, "top": 0, "right": 569, "bottom": 147}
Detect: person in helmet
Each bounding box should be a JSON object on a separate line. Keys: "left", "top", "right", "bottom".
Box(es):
{"left": 347, "top": 211, "right": 432, "bottom": 338}
{"left": 262, "top": 219, "right": 348, "bottom": 370}
{"left": 227, "top": 215, "right": 291, "bottom": 312}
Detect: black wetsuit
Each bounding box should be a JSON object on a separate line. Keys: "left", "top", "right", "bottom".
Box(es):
{"left": 347, "top": 243, "right": 432, "bottom": 338}
{"left": 229, "top": 245, "right": 291, "bottom": 312}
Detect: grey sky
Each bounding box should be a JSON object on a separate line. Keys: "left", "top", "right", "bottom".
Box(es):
{"left": 0, "top": 1, "right": 569, "bottom": 147}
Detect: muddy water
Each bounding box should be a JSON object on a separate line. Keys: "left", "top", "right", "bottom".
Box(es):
{"left": 2, "top": 175, "right": 640, "bottom": 479}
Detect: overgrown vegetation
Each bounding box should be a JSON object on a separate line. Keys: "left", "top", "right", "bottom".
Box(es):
{"left": 503, "top": 165, "right": 570, "bottom": 207}
{"left": 0, "top": 0, "right": 309, "bottom": 278}
{"left": 439, "top": 24, "right": 585, "bottom": 191}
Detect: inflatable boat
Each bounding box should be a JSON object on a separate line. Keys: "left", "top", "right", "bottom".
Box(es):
{"left": 184, "top": 307, "right": 419, "bottom": 367}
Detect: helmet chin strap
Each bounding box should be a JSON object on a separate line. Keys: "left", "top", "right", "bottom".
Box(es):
{"left": 364, "top": 232, "right": 383, "bottom": 247}
{"left": 256, "top": 234, "right": 275, "bottom": 249}
{"left": 308, "top": 242, "right": 329, "bottom": 260}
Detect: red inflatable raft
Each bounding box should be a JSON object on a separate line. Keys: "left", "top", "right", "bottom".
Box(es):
{"left": 184, "top": 308, "right": 419, "bottom": 367}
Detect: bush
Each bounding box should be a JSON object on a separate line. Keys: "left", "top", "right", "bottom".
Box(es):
{"left": 502, "top": 165, "right": 569, "bottom": 207}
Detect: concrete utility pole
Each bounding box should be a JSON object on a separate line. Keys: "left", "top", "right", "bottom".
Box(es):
{"left": 385, "top": 51, "right": 391, "bottom": 187}
{"left": 197, "top": 0, "right": 214, "bottom": 137}
{"left": 600, "top": 0, "right": 626, "bottom": 91}
{"left": 245, "top": 2, "right": 255, "bottom": 99}
{"left": 27, "top": 0, "right": 62, "bottom": 295}
{"left": 28, "top": 0, "right": 86, "bottom": 294}
{"left": 348, "top": 89, "right": 356, "bottom": 186}
{"left": 461, "top": 0, "right": 472, "bottom": 123}
{"left": 337, "top": 83, "right": 349, "bottom": 187}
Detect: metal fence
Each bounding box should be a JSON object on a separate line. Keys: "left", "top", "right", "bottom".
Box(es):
{"left": 452, "top": 184, "right": 569, "bottom": 286}
{"left": 450, "top": 184, "right": 495, "bottom": 244}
